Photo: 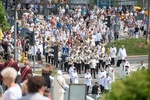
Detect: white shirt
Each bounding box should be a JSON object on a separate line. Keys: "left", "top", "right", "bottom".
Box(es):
{"left": 110, "top": 47, "right": 117, "bottom": 58}
{"left": 69, "top": 66, "right": 75, "bottom": 78}
{"left": 106, "top": 67, "right": 115, "bottom": 82}
{"left": 72, "top": 72, "right": 78, "bottom": 84}
{"left": 84, "top": 73, "right": 92, "bottom": 86}
{"left": 90, "top": 59, "right": 97, "bottom": 68}
{"left": 2, "top": 84, "right": 22, "bottom": 100}
{"left": 118, "top": 48, "right": 127, "bottom": 60}
{"left": 104, "top": 76, "right": 112, "bottom": 90}
{"left": 98, "top": 71, "right": 106, "bottom": 86}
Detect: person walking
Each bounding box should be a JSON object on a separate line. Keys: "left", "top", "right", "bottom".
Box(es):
{"left": 84, "top": 69, "right": 92, "bottom": 95}
{"left": 117, "top": 45, "right": 127, "bottom": 66}
{"left": 92, "top": 82, "right": 100, "bottom": 100}
{"left": 98, "top": 67, "right": 106, "bottom": 94}
{"left": 110, "top": 44, "right": 117, "bottom": 65}
{"left": 72, "top": 68, "right": 78, "bottom": 84}
{"left": 52, "top": 70, "right": 67, "bottom": 100}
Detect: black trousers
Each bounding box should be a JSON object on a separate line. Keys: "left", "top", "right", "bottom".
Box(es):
{"left": 45, "top": 53, "right": 48, "bottom": 62}
{"left": 85, "top": 64, "right": 90, "bottom": 73}
{"left": 81, "top": 61, "right": 84, "bottom": 71}
{"left": 87, "top": 86, "right": 89, "bottom": 95}
{"left": 48, "top": 56, "right": 51, "bottom": 63}
{"left": 91, "top": 68, "right": 96, "bottom": 78}
{"left": 100, "top": 85, "right": 104, "bottom": 93}
{"left": 102, "top": 62, "right": 106, "bottom": 68}
{"left": 96, "top": 63, "right": 99, "bottom": 74}
{"left": 51, "top": 57, "right": 54, "bottom": 65}
{"left": 111, "top": 58, "right": 115, "bottom": 65}
{"left": 64, "top": 62, "right": 68, "bottom": 72}
{"left": 99, "top": 60, "right": 103, "bottom": 68}
{"left": 77, "top": 63, "right": 81, "bottom": 74}
{"left": 67, "top": 64, "right": 72, "bottom": 72}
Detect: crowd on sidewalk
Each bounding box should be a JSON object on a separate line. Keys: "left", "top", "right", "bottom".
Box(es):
{"left": 0, "top": 2, "right": 148, "bottom": 100}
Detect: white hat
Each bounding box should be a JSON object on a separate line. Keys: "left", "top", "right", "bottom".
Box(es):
{"left": 57, "top": 70, "right": 62, "bottom": 75}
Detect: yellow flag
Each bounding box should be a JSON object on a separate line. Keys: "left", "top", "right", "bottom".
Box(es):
{"left": 0, "top": 28, "right": 3, "bottom": 40}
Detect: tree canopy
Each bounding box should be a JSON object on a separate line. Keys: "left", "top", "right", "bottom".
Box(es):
{"left": 105, "top": 69, "right": 150, "bottom": 100}
{"left": 0, "top": 1, "right": 10, "bottom": 31}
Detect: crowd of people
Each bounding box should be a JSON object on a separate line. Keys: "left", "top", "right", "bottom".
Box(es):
{"left": 0, "top": 2, "right": 148, "bottom": 100}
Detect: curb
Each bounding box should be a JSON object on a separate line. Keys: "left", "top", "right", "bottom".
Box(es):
{"left": 126, "top": 55, "right": 148, "bottom": 58}
{"left": 115, "top": 55, "right": 148, "bottom": 58}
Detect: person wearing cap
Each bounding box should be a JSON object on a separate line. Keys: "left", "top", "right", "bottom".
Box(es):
{"left": 52, "top": 70, "right": 67, "bottom": 100}
{"left": 20, "top": 60, "right": 32, "bottom": 82}
{"left": 71, "top": 68, "right": 78, "bottom": 84}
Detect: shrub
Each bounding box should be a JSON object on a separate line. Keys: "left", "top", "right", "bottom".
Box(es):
{"left": 105, "top": 69, "right": 150, "bottom": 100}
{"left": 105, "top": 38, "right": 149, "bottom": 56}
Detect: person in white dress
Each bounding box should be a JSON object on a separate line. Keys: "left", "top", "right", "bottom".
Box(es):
{"left": 84, "top": 69, "right": 92, "bottom": 95}
{"left": 68, "top": 64, "right": 75, "bottom": 83}
{"left": 98, "top": 67, "right": 106, "bottom": 94}
{"left": 104, "top": 73, "right": 112, "bottom": 93}
{"left": 72, "top": 68, "right": 78, "bottom": 84}
{"left": 106, "top": 64, "right": 115, "bottom": 82}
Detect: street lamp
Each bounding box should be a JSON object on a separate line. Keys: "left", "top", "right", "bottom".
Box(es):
{"left": 14, "top": 0, "right": 20, "bottom": 61}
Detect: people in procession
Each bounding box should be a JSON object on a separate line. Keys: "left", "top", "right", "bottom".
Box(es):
{"left": 0, "top": 2, "right": 148, "bottom": 99}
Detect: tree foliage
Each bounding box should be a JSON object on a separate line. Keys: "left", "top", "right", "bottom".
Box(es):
{"left": 0, "top": 1, "right": 10, "bottom": 31}
{"left": 105, "top": 69, "right": 150, "bottom": 100}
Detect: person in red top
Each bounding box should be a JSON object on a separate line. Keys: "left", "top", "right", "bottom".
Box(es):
{"left": 20, "top": 60, "right": 32, "bottom": 82}
{"left": 0, "top": 56, "right": 4, "bottom": 85}
{"left": 4, "top": 54, "right": 19, "bottom": 72}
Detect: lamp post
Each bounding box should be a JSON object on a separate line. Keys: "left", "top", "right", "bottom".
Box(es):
{"left": 14, "top": 0, "right": 19, "bottom": 61}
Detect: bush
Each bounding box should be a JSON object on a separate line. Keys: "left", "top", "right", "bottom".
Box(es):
{"left": 105, "top": 38, "right": 149, "bottom": 56}
{"left": 105, "top": 69, "right": 150, "bottom": 100}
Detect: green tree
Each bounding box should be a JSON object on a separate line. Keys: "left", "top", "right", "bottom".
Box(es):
{"left": 105, "top": 70, "right": 150, "bottom": 100}
{"left": 0, "top": 1, "right": 10, "bottom": 31}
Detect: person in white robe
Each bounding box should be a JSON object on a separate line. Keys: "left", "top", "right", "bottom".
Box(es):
{"left": 118, "top": 45, "right": 127, "bottom": 61}
{"left": 84, "top": 69, "right": 92, "bottom": 95}
{"left": 110, "top": 44, "right": 117, "bottom": 65}
{"left": 106, "top": 64, "right": 115, "bottom": 82}
{"left": 104, "top": 73, "right": 112, "bottom": 92}
{"left": 72, "top": 68, "right": 78, "bottom": 84}
{"left": 69, "top": 64, "right": 75, "bottom": 83}
{"left": 98, "top": 67, "right": 106, "bottom": 94}
{"left": 119, "top": 60, "right": 126, "bottom": 80}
